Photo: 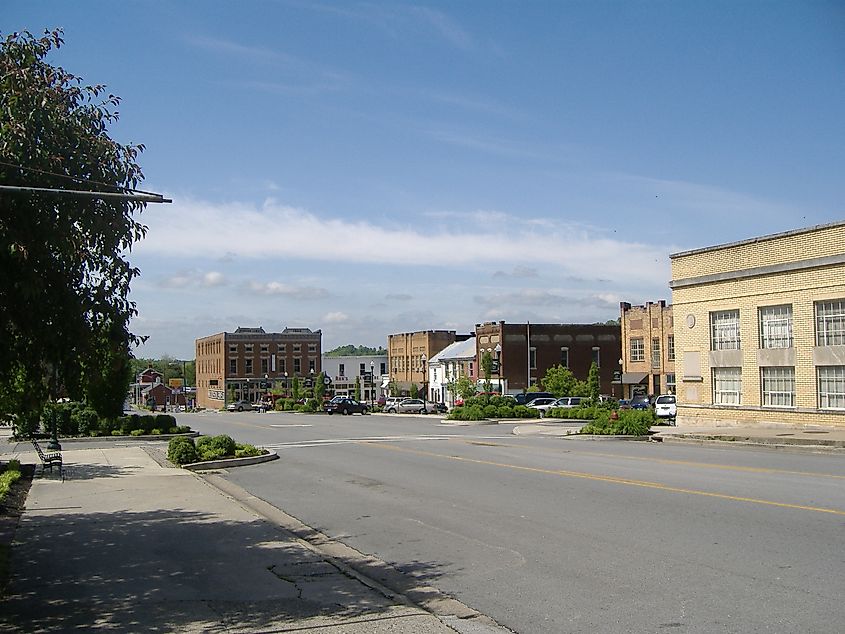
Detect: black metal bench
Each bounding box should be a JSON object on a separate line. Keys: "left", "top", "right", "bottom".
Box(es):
{"left": 32, "top": 440, "right": 64, "bottom": 480}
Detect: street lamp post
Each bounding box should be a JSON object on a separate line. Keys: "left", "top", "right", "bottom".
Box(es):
{"left": 284, "top": 371, "right": 288, "bottom": 397}
{"left": 370, "top": 360, "right": 375, "bottom": 407}
{"left": 494, "top": 343, "right": 502, "bottom": 394}
{"left": 618, "top": 358, "right": 624, "bottom": 401}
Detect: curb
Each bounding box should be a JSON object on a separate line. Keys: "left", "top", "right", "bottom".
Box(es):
{"left": 654, "top": 434, "right": 845, "bottom": 453}
{"left": 8, "top": 431, "right": 199, "bottom": 444}
{"left": 181, "top": 449, "right": 279, "bottom": 471}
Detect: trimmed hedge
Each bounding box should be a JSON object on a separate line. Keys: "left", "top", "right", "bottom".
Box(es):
{"left": 167, "top": 435, "right": 265, "bottom": 466}
{"left": 580, "top": 409, "right": 655, "bottom": 435}
{"left": 0, "top": 459, "right": 22, "bottom": 502}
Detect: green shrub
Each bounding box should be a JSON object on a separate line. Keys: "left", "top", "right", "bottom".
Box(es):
{"left": 72, "top": 407, "right": 99, "bottom": 436}
{"left": 130, "top": 429, "right": 145, "bottom": 436}
{"left": 150, "top": 428, "right": 163, "bottom": 435}
{"left": 210, "top": 434, "right": 237, "bottom": 455}
{"left": 155, "top": 414, "right": 176, "bottom": 429}
{"left": 176, "top": 425, "right": 192, "bottom": 434}
{"left": 482, "top": 404, "right": 498, "bottom": 418}
{"left": 111, "top": 430, "right": 122, "bottom": 436}
{"left": 234, "top": 443, "right": 264, "bottom": 458}
{"left": 167, "top": 436, "right": 197, "bottom": 465}
{"left": 168, "top": 427, "right": 180, "bottom": 434}
{"left": 513, "top": 405, "right": 537, "bottom": 418}
{"left": 0, "top": 460, "right": 22, "bottom": 502}
{"left": 581, "top": 409, "right": 653, "bottom": 435}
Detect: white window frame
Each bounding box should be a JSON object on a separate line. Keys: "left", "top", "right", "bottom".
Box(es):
{"left": 711, "top": 310, "right": 741, "bottom": 350}
{"left": 560, "top": 347, "right": 569, "bottom": 367}
{"left": 760, "top": 305, "right": 793, "bottom": 349}
{"left": 651, "top": 338, "right": 661, "bottom": 369}
{"left": 761, "top": 367, "right": 795, "bottom": 407}
{"left": 667, "top": 335, "right": 675, "bottom": 362}
{"left": 592, "top": 346, "right": 601, "bottom": 367}
{"left": 529, "top": 347, "right": 537, "bottom": 370}
{"left": 713, "top": 367, "right": 741, "bottom": 405}
{"left": 818, "top": 366, "right": 845, "bottom": 410}
{"left": 630, "top": 338, "right": 644, "bottom": 362}
{"left": 816, "top": 300, "right": 845, "bottom": 346}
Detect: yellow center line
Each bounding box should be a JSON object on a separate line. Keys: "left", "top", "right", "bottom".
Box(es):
{"left": 368, "top": 442, "right": 845, "bottom": 516}
{"left": 472, "top": 441, "right": 845, "bottom": 480}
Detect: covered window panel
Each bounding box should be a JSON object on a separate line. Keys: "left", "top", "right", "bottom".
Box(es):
{"left": 760, "top": 305, "right": 793, "bottom": 349}
{"left": 816, "top": 300, "right": 845, "bottom": 346}
{"left": 819, "top": 366, "right": 845, "bottom": 409}
{"left": 711, "top": 310, "right": 740, "bottom": 350}
{"left": 761, "top": 367, "right": 795, "bottom": 407}
{"left": 713, "top": 367, "right": 741, "bottom": 405}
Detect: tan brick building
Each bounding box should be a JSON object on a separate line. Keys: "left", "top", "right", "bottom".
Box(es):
{"left": 387, "top": 330, "right": 467, "bottom": 394}
{"left": 670, "top": 221, "right": 845, "bottom": 428}
{"left": 619, "top": 301, "right": 675, "bottom": 400}
{"left": 195, "top": 326, "right": 322, "bottom": 409}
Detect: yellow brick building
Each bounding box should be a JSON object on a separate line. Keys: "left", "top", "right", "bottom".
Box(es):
{"left": 619, "top": 301, "right": 675, "bottom": 399}
{"left": 670, "top": 221, "right": 845, "bottom": 428}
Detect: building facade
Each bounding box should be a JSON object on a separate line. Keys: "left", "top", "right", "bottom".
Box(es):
{"left": 474, "top": 321, "right": 621, "bottom": 395}
{"left": 619, "top": 301, "right": 675, "bottom": 399}
{"left": 320, "top": 355, "right": 388, "bottom": 403}
{"left": 670, "top": 221, "right": 845, "bottom": 428}
{"left": 195, "top": 326, "right": 322, "bottom": 410}
{"left": 387, "top": 330, "right": 469, "bottom": 394}
{"left": 427, "top": 338, "right": 477, "bottom": 405}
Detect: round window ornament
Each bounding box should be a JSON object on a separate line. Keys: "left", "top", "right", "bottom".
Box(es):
{"left": 686, "top": 314, "right": 696, "bottom": 329}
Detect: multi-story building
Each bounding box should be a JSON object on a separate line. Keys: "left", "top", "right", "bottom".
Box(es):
{"left": 387, "top": 330, "right": 469, "bottom": 395}
{"left": 427, "top": 338, "right": 477, "bottom": 405}
{"left": 474, "top": 321, "right": 621, "bottom": 395}
{"left": 619, "top": 301, "right": 675, "bottom": 399}
{"left": 670, "top": 221, "right": 845, "bottom": 428}
{"left": 195, "top": 326, "right": 322, "bottom": 409}
{"left": 321, "top": 355, "right": 388, "bottom": 403}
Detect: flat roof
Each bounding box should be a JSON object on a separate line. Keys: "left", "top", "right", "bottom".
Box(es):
{"left": 670, "top": 219, "right": 845, "bottom": 259}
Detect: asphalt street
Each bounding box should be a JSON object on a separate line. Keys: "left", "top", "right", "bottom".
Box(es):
{"left": 177, "top": 410, "right": 845, "bottom": 633}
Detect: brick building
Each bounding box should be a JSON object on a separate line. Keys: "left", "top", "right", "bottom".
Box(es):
{"left": 195, "top": 326, "right": 322, "bottom": 410}
{"left": 387, "top": 330, "right": 469, "bottom": 394}
{"left": 474, "top": 321, "right": 621, "bottom": 395}
{"left": 670, "top": 221, "right": 845, "bottom": 428}
{"left": 619, "top": 301, "right": 675, "bottom": 399}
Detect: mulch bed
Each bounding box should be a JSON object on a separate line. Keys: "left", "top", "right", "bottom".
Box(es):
{"left": 0, "top": 463, "right": 35, "bottom": 596}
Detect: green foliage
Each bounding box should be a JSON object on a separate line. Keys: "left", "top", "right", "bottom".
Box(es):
{"left": 0, "top": 461, "right": 22, "bottom": 502}
{"left": 447, "top": 398, "right": 539, "bottom": 421}
{"left": 291, "top": 377, "right": 302, "bottom": 400}
{"left": 354, "top": 375, "right": 361, "bottom": 400}
{"left": 194, "top": 434, "right": 238, "bottom": 461}
{"left": 581, "top": 409, "right": 655, "bottom": 435}
{"left": 314, "top": 371, "right": 326, "bottom": 400}
{"left": 167, "top": 436, "right": 197, "bottom": 465}
{"left": 480, "top": 351, "right": 493, "bottom": 392}
{"left": 150, "top": 428, "right": 162, "bottom": 435}
{"left": 324, "top": 345, "right": 386, "bottom": 357}
{"left": 234, "top": 443, "right": 264, "bottom": 458}
{"left": 130, "top": 429, "right": 144, "bottom": 436}
{"left": 587, "top": 362, "right": 600, "bottom": 404}
{"left": 541, "top": 365, "right": 578, "bottom": 397}
{"left": 449, "top": 375, "right": 477, "bottom": 401}
{"left": 0, "top": 30, "right": 149, "bottom": 427}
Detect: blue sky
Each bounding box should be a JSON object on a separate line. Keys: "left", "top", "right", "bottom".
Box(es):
{"left": 7, "top": 1, "right": 845, "bottom": 359}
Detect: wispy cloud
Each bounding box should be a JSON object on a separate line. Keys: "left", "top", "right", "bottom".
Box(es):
{"left": 136, "top": 196, "right": 670, "bottom": 287}
{"left": 156, "top": 270, "right": 227, "bottom": 289}
{"left": 493, "top": 266, "right": 539, "bottom": 279}
{"left": 248, "top": 281, "right": 330, "bottom": 300}
{"left": 323, "top": 311, "right": 349, "bottom": 323}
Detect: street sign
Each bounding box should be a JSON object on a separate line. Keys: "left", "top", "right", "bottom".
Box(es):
{"left": 323, "top": 375, "right": 332, "bottom": 385}
{"left": 304, "top": 378, "right": 313, "bottom": 388}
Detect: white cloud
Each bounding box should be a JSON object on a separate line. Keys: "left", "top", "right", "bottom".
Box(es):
{"left": 248, "top": 281, "right": 329, "bottom": 300}
{"left": 156, "top": 269, "right": 227, "bottom": 289}
{"left": 323, "top": 311, "right": 349, "bottom": 323}
{"left": 136, "top": 197, "right": 670, "bottom": 287}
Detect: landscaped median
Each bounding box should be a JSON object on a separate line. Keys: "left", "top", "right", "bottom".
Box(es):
{"left": 166, "top": 434, "right": 278, "bottom": 470}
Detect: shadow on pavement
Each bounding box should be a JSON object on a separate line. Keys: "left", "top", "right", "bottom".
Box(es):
{"left": 0, "top": 506, "right": 449, "bottom": 632}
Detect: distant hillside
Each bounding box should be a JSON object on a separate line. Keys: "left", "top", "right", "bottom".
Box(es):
{"left": 324, "top": 344, "right": 387, "bottom": 357}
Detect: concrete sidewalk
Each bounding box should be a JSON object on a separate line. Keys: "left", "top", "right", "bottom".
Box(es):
{"left": 0, "top": 440, "right": 492, "bottom": 633}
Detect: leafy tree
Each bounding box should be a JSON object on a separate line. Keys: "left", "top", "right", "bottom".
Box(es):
{"left": 314, "top": 371, "right": 326, "bottom": 400}
{"left": 409, "top": 383, "right": 419, "bottom": 399}
{"left": 354, "top": 375, "right": 361, "bottom": 400}
{"left": 0, "top": 30, "right": 148, "bottom": 428}
{"left": 587, "top": 362, "right": 601, "bottom": 404}
{"left": 291, "top": 377, "right": 301, "bottom": 400}
{"left": 542, "top": 365, "right": 580, "bottom": 397}
{"left": 480, "top": 351, "right": 493, "bottom": 393}
{"left": 449, "top": 375, "right": 477, "bottom": 401}
{"left": 325, "top": 344, "right": 387, "bottom": 357}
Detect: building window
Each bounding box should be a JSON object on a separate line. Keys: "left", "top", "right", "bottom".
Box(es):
{"left": 529, "top": 347, "right": 537, "bottom": 370}
{"left": 229, "top": 344, "right": 237, "bottom": 354}
{"left": 360, "top": 363, "right": 366, "bottom": 375}
{"left": 293, "top": 358, "right": 301, "bottom": 374}
{"left": 260, "top": 344, "right": 269, "bottom": 353}
{"left": 630, "top": 338, "right": 644, "bottom": 362}
{"left": 816, "top": 300, "right": 845, "bottom": 346}
{"left": 760, "top": 305, "right": 793, "bottom": 349}
{"left": 560, "top": 347, "right": 569, "bottom": 367}
{"left": 666, "top": 373, "right": 676, "bottom": 392}
{"left": 592, "top": 347, "right": 600, "bottom": 367}
{"left": 667, "top": 336, "right": 675, "bottom": 362}
{"left": 278, "top": 344, "right": 286, "bottom": 353}
{"left": 761, "top": 367, "right": 795, "bottom": 407}
{"left": 308, "top": 344, "right": 316, "bottom": 352}
{"left": 293, "top": 344, "right": 301, "bottom": 352}
{"left": 261, "top": 358, "right": 269, "bottom": 374}
{"left": 245, "top": 358, "right": 253, "bottom": 375}
{"left": 819, "top": 366, "right": 845, "bottom": 409}
{"left": 279, "top": 358, "right": 286, "bottom": 373}
{"left": 651, "top": 338, "right": 661, "bottom": 369}
{"left": 339, "top": 363, "right": 345, "bottom": 377}
{"left": 244, "top": 344, "right": 253, "bottom": 353}
{"left": 711, "top": 310, "right": 741, "bottom": 350}
{"left": 309, "top": 359, "right": 316, "bottom": 373}
{"left": 380, "top": 362, "right": 386, "bottom": 375}
{"left": 713, "top": 367, "right": 741, "bottom": 405}
{"left": 229, "top": 359, "right": 237, "bottom": 375}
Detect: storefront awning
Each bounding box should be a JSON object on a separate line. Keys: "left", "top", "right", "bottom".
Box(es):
{"left": 621, "top": 372, "right": 648, "bottom": 385}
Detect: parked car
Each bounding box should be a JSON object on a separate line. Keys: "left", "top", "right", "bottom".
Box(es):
{"left": 653, "top": 394, "right": 677, "bottom": 423}
{"left": 226, "top": 399, "right": 253, "bottom": 412}
{"left": 325, "top": 398, "right": 369, "bottom": 415}
{"left": 514, "top": 392, "right": 555, "bottom": 406}
{"left": 527, "top": 397, "right": 560, "bottom": 417}
{"left": 385, "top": 398, "right": 430, "bottom": 414}
{"left": 629, "top": 394, "right": 651, "bottom": 410}
{"left": 554, "top": 396, "right": 585, "bottom": 409}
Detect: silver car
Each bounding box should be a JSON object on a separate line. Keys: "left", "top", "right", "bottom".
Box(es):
{"left": 386, "top": 398, "right": 430, "bottom": 414}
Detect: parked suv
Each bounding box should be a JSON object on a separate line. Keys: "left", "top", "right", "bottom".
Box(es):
{"left": 514, "top": 392, "right": 554, "bottom": 406}
{"left": 653, "top": 394, "right": 677, "bottom": 423}
{"left": 325, "top": 398, "right": 368, "bottom": 416}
